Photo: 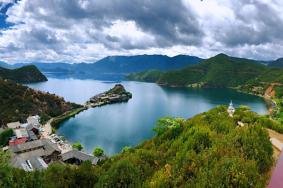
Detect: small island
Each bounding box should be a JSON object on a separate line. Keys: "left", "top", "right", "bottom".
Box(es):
{"left": 87, "top": 84, "right": 132, "bottom": 107}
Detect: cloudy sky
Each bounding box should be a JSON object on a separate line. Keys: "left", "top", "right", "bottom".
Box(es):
{"left": 0, "top": 0, "right": 283, "bottom": 63}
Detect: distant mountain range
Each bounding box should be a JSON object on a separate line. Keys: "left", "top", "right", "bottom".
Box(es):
{"left": 0, "top": 65, "right": 47, "bottom": 83}
{"left": 3, "top": 55, "right": 203, "bottom": 80}
{"left": 268, "top": 58, "right": 283, "bottom": 67}
{"left": 127, "top": 53, "right": 283, "bottom": 88}
{"left": 1, "top": 54, "right": 283, "bottom": 81}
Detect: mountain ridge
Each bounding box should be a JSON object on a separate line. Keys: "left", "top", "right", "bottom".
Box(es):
{"left": 0, "top": 65, "right": 48, "bottom": 83}
{"left": 127, "top": 53, "right": 279, "bottom": 87}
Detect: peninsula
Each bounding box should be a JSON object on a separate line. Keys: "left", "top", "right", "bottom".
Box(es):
{"left": 87, "top": 84, "right": 132, "bottom": 107}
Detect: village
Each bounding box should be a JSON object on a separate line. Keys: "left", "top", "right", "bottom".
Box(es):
{"left": 0, "top": 84, "right": 133, "bottom": 172}
{"left": 1, "top": 115, "right": 106, "bottom": 171}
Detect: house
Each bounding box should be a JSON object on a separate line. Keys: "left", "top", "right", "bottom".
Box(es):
{"left": 9, "top": 138, "right": 61, "bottom": 165}
{"left": 12, "top": 156, "right": 48, "bottom": 171}
{"left": 14, "top": 128, "right": 29, "bottom": 139}
{"left": 7, "top": 122, "right": 21, "bottom": 129}
{"left": 26, "top": 115, "right": 41, "bottom": 135}
{"left": 9, "top": 137, "right": 28, "bottom": 146}
{"left": 60, "top": 150, "right": 94, "bottom": 165}
{"left": 27, "top": 130, "right": 38, "bottom": 141}
{"left": 60, "top": 150, "right": 106, "bottom": 165}
{"left": 27, "top": 115, "right": 40, "bottom": 126}
{"left": 26, "top": 123, "right": 40, "bottom": 135}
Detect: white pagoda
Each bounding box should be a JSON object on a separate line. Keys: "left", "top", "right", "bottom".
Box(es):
{"left": 227, "top": 101, "right": 235, "bottom": 117}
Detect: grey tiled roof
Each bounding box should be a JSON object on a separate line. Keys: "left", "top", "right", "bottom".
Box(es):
{"left": 61, "top": 150, "right": 94, "bottom": 162}
{"left": 9, "top": 138, "right": 60, "bottom": 155}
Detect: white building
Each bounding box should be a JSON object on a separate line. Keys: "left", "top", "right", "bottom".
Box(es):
{"left": 227, "top": 101, "right": 235, "bottom": 117}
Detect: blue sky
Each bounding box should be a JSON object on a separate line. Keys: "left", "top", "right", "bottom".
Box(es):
{"left": 1, "top": 0, "right": 283, "bottom": 64}
{"left": 0, "top": 2, "right": 14, "bottom": 29}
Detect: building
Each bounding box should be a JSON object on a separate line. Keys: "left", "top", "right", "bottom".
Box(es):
{"left": 14, "top": 128, "right": 29, "bottom": 139}
{"left": 60, "top": 149, "right": 106, "bottom": 165}
{"left": 7, "top": 122, "right": 21, "bottom": 129}
{"left": 27, "top": 115, "right": 40, "bottom": 126}
{"left": 60, "top": 150, "right": 94, "bottom": 165}
{"left": 12, "top": 156, "right": 48, "bottom": 171}
{"left": 9, "top": 138, "right": 61, "bottom": 171}
{"left": 227, "top": 101, "right": 235, "bottom": 117}
{"left": 9, "top": 137, "right": 28, "bottom": 146}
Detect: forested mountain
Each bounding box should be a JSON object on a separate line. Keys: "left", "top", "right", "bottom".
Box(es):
{"left": 0, "top": 78, "right": 82, "bottom": 126}
{"left": 11, "top": 55, "right": 203, "bottom": 80}
{"left": 127, "top": 54, "right": 283, "bottom": 87}
{"left": 268, "top": 58, "right": 283, "bottom": 68}
{"left": 0, "top": 65, "right": 47, "bottom": 83}
{"left": 0, "top": 61, "right": 12, "bottom": 69}
{"left": 0, "top": 106, "right": 275, "bottom": 187}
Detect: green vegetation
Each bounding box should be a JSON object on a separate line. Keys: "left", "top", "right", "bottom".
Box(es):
{"left": 0, "top": 129, "right": 13, "bottom": 147}
{"left": 0, "top": 78, "right": 82, "bottom": 126}
{"left": 127, "top": 70, "right": 164, "bottom": 82}
{"left": 0, "top": 106, "right": 275, "bottom": 187}
{"left": 0, "top": 65, "right": 47, "bottom": 83}
{"left": 72, "top": 142, "right": 84, "bottom": 151}
{"left": 128, "top": 54, "right": 283, "bottom": 87}
{"left": 93, "top": 147, "right": 104, "bottom": 157}
{"left": 121, "top": 146, "right": 131, "bottom": 153}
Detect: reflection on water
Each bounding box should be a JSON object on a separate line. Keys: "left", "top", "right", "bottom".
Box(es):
{"left": 28, "top": 78, "right": 268, "bottom": 154}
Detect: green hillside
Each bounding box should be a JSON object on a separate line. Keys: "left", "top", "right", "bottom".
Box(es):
{"left": 0, "top": 106, "right": 275, "bottom": 187}
{"left": 127, "top": 54, "right": 283, "bottom": 87}
{"left": 0, "top": 79, "right": 82, "bottom": 126}
{"left": 127, "top": 70, "right": 164, "bottom": 82}
{"left": 0, "top": 65, "right": 47, "bottom": 83}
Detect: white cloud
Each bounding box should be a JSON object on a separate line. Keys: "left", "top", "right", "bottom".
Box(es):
{"left": 0, "top": 0, "right": 283, "bottom": 63}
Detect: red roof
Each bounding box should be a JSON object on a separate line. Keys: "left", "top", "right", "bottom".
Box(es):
{"left": 268, "top": 151, "right": 283, "bottom": 188}
{"left": 9, "top": 137, "right": 28, "bottom": 146}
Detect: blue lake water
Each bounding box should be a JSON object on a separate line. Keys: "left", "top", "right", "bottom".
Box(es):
{"left": 28, "top": 78, "right": 268, "bottom": 154}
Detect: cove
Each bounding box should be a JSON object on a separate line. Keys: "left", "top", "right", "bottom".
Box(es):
{"left": 28, "top": 78, "right": 268, "bottom": 155}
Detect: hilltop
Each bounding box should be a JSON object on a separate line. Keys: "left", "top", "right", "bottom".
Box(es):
{"left": 0, "top": 78, "right": 82, "bottom": 126}
{"left": 0, "top": 65, "right": 47, "bottom": 83}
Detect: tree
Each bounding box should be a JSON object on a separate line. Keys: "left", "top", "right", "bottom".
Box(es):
{"left": 122, "top": 146, "right": 131, "bottom": 153}
{"left": 93, "top": 147, "right": 104, "bottom": 157}
{"left": 72, "top": 142, "right": 83, "bottom": 151}
{"left": 0, "top": 129, "right": 13, "bottom": 147}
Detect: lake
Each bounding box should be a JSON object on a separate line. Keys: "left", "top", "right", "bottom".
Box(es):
{"left": 28, "top": 78, "right": 268, "bottom": 154}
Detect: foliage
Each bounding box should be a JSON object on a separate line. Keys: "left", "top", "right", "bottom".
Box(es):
{"left": 72, "top": 142, "right": 84, "bottom": 151}
{"left": 127, "top": 53, "right": 283, "bottom": 88}
{"left": 0, "top": 106, "right": 275, "bottom": 187}
{"left": 121, "top": 146, "right": 131, "bottom": 153}
{"left": 0, "top": 65, "right": 47, "bottom": 83}
{"left": 93, "top": 147, "right": 104, "bottom": 157}
{"left": 127, "top": 70, "right": 164, "bottom": 82}
{"left": 0, "top": 78, "right": 82, "bottom": 126}
{"left": 153, "top": 117, "right": 184, "bottom": 136}
{"left": 0, "top": 129, "right": 13, "bottom": 147}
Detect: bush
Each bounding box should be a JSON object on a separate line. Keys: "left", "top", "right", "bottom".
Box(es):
{"left": 72, "top": 142, "right": 83, "bottom": 151}
{"left": 93, "top": 147, "right": 104, "bottom": 157}
{"left": 0, "top": 129, "right": 13, "bottom": 147}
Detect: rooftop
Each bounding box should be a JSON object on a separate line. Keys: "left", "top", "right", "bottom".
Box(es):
{"left": 61, "top": 150, "right": 94, "bottom": 162}
{"left": 7, "top": 122, "right": 21, "bottom": 129}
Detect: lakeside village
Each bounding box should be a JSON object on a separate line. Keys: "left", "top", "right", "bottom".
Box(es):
{"left": 0, "top": 84, "right": 132, "bottom": 171}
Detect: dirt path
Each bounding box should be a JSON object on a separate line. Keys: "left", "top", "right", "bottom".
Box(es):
{"left": 267, "top": 129, "right": 283, "bottom": 159}
{"left": 42, "top": 118, "right": 53, "bottom": 138}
